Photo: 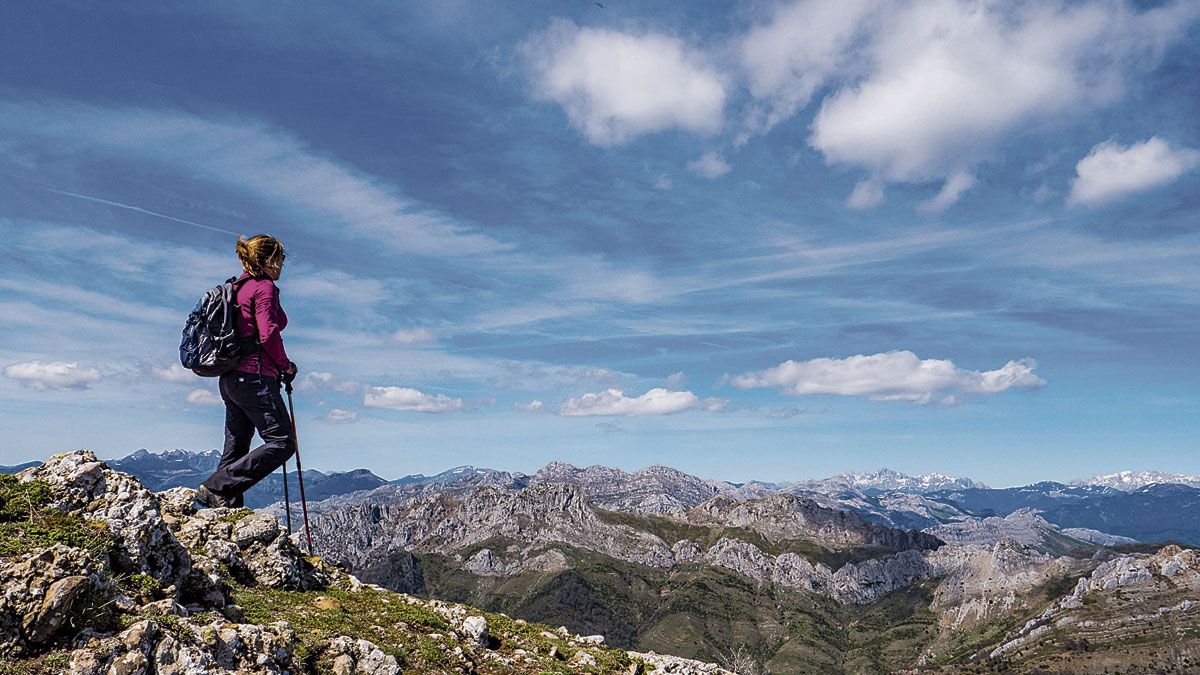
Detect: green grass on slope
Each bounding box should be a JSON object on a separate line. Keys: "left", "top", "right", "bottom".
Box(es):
{"left": 233, "top": 578, "right": 642, "bottom": 674}
{"left": 400, "top": 544, "right": 941, "bottom": 674}
{"left": 0, "top": 474, "right": 112, "bottom": 559}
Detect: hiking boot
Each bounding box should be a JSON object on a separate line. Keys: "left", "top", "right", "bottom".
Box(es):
{"left": 196, "top": 484, "right": 237, "bottom": 509}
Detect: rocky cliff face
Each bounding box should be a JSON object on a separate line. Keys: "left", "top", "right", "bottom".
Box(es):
{"left": 675, "top": 493, "right": 944, "bottom": 552}
{"left": 530, "top": 461, "right": 730, "bottom": 513}
{"left": 0, "top": 452, "right": 732, "bottom": 674}
{"left": 308, "top": 478, "right": 956, "bottom": 606}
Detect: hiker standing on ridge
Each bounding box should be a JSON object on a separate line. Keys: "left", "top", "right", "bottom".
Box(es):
{"left": 197, "top": 234, "right": 299, "bottom": 508}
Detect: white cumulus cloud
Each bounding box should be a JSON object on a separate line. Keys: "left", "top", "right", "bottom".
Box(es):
{"left": 152, "top": 364, "right": 194, "bottom": 384}
{"left": 1067, "top": 137, "right": 1200, "bottom": 207}
{"left": 3, "top": 361, "right": 102, "bottom": 390}
{"left": 561, "top": 387, "right": 707, "bottom": 416}
{"left": 322, "top": 408, "right": 360, "bottom": 423}
{"left": 687, "top": 152, "right": 731, "bottom": 178}
{"left": 732, "top": 351, "right": 1045, "bottom": 404}
{"left": 515, "top": 400, "right": 548, "bottom": 413}
{"left": 363, "top": 386, "right": 466, "bottom": 413}
{"left": 523, "top": 20, "right": 726, "bottom": 146}
{"left": 298, "top": 371, "right": 361, "bottom": 395}
{"left": 739, "top": 0, "right": 878, "bottom": 136}
{"left": 845, "top": 178, "right": 886, "bottom": 209}
{"left": 788, "top": 0, "right": 1198, "bottom": 208}
{"left": 185, "top": 389, "right": 223, "bottom": 406}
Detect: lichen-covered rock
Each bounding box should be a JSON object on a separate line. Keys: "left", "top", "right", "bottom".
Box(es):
{"left": 19, "top": 452, "right": 192, "bottom": 590}
{"left": 324, "top": 636, "right": 401, "bottom": 675}
{"left": 627, "top": 650, "right": 737, "bottom": 674}
{"left": 0, "top": 544, "right": 111, "bottom": 655}
{"left": 460, "top": 614, "right": 488, "bottom": 645}
{"left": 65, "top": 617, "right": 297, "bottom": 675}
{"left": 172, "top": 505, "right": 327, "bottom": 592}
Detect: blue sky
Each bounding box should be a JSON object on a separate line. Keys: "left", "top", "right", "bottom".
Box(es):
{"left": 1, "top": 1, "right": 1198, "bottom": 486}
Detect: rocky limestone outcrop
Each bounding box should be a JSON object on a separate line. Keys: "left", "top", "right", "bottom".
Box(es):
{"left": 1, "top": 452, "right": 324, "bottom": 662}
{"left": 1, "top": 545, "right": 112, "bottom": 652}
{"left": 21, "top": 452, "right": 192, "bottom": 591}
{"left": 531, "top": 461, "right": 731, "bottom": 514}
{"left": 925, "top": 507, "right": 1094, "bottom": 551}
{"left": 67, "top": 617, "right": 300, "bottom": 675}
{"left": 675, "top": 494, "right": 943, "bottom": 552}
{"left": 312, "top": 483, "right": 678, "bottom": 570}
{"left": 1087, "top": 544, "right": 1197, "bottom": 591}
{"left": 926, "top": 538, "right": 1079, "bottom": 627}
{"left": 696, "top": 538, "right": 939, "bottom": 603}
{"left": 985, "top": 544, "right": 1200, "bottom": 660}
{"left": 627, "top": 650, "right": 737, "bottom": 674}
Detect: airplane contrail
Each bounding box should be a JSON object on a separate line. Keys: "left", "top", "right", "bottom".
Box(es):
{"left": 43, "top": 187, "right": 242, "bottom": 236}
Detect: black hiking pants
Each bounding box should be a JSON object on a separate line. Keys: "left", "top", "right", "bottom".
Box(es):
{"left": 201, "top": 371, "right": 296, "bottom": 502}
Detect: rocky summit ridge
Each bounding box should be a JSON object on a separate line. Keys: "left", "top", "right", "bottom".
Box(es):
{"left": 0, "top": 451, "right": 733, "bottom": 674}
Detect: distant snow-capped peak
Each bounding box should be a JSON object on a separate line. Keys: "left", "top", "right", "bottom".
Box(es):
{"left": 1077, "top": 470, "right": 1200, "bottom": 491}
{"left": 803, "top": 468, "right": 987, "bottom": 494}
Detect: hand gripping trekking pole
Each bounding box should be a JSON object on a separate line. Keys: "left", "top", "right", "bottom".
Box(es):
{"left": 283, "top": 380, "right": 314, "bottom": 555}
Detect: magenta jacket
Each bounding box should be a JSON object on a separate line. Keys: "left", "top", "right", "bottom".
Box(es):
{"left": 233, "top": 273, "right": 291, "bottom": 379}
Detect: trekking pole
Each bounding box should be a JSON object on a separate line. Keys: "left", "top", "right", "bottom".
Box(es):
{"left": 280, "top": 459, "right": 293, "bottom": 535}
{"left": 276, "top": 374, "right": 293, "bottom": 535}
{"left": 283, "top": 380, "right": 314, "bottom": 555}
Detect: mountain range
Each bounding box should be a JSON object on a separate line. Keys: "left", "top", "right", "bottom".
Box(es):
{"left": 291, "top": 459, "right": 1199, "bottom": 672}
{"left": 5, "top": 450, "right": 1199, "bottom": 672}
{"left": 6, "top": 451, "right": 1199, "bottom": 545}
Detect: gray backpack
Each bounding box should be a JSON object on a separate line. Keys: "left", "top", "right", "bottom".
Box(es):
{"left": 179, "top": 277, "right": 256, "bottom": 377}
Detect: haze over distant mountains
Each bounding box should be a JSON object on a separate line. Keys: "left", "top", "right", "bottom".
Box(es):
{"left": 1075, "top": 470, "right": 1200, "bottom": 491}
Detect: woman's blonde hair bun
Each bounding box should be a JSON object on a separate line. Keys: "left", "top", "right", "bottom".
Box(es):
{"left": 236, "top": 234, "right": 285, "bottom": 276}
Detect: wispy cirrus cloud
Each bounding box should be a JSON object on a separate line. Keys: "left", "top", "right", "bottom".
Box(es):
{"left": 1067, "top": 137, "right": 1200, "bottom": 207}
{"left": 0, "top": 99, "right": 506, "bottom": 256}
{"left": 521, "top": 20, "right": 726, "bottom": 146}
{"left": 390, "top": 327, "right": 437, "bottom": 345}
{"left": 3, "top": 360, "right": 102, "bottom": 390}
{"left": 363, "top": 386, "right": 467, "bottom": 413}
{"left": 732, "top": 351, "right": 1045, "bottom": 405}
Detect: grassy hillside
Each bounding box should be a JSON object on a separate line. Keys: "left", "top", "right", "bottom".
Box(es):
{"left": 365, "top": 543, "right": 942, "bottom": 674}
